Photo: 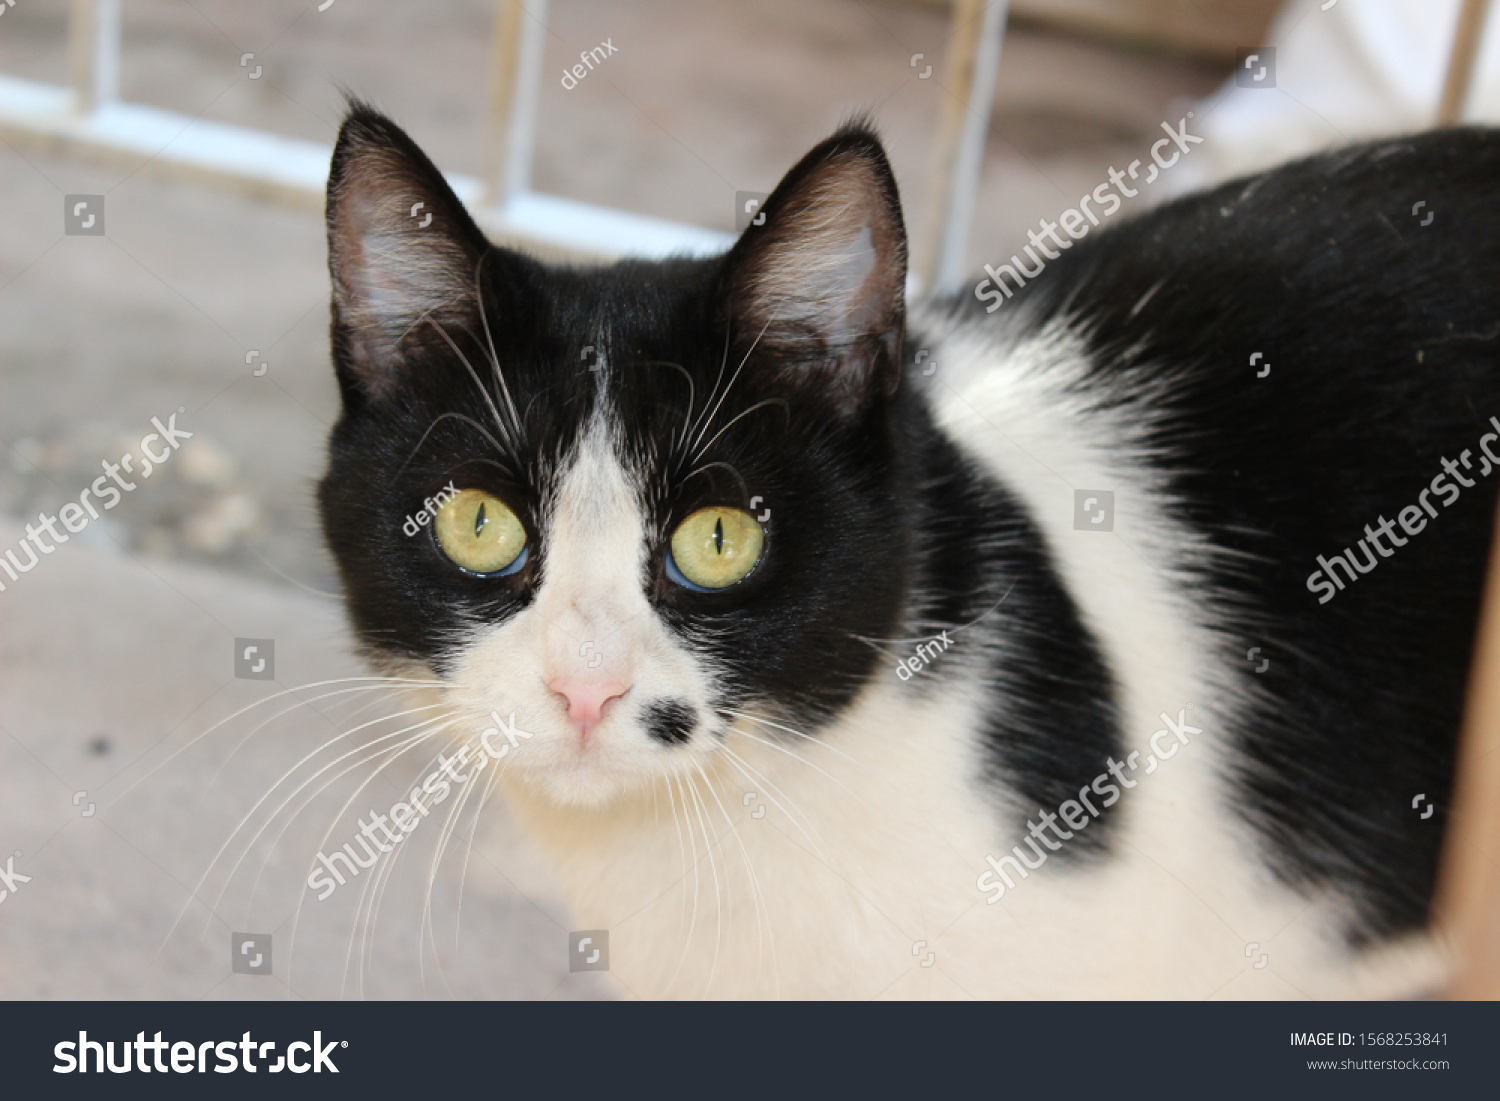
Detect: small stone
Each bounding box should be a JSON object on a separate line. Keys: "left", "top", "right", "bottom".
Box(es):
{"left": 179, "top": 437, "right": 239, "bottom": 490}
{"left": 182, "top": 493, "right": 261, "bottom": 554}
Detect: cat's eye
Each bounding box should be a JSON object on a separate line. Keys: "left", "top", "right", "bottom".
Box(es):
{"left": 667, "top": 507, "right": 764, "bottom": 592}
{"left": 433, "top": 488, "right": 528, "bottom": 576}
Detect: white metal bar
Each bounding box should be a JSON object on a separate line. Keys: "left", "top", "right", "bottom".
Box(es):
{"left": 0, "top": 73, "right": 732, "bottom": 260}
{"left": 29, "top": 0, "right": 733, "bottom": 260}
{"left": 509, "top": 0, "right": 548, "bottom": 201}
{"left": 96, "top": 0, "right": 120, "bottom": 104}
{"left": 68, "top": 0, "right": 121, "bottom": 115}
{"left": 916, "top": 0, "right": 1007, "bottom": 298}
{"left": 483, "top": 0, "right": 549, "bottom": 207}
{"left": 1438, "top": 0, "right": 1493, "bottom": 125}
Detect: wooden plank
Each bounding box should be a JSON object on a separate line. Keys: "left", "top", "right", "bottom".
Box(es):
{"left": 1437, "top": 489, "right": 1500, "bottom": 998}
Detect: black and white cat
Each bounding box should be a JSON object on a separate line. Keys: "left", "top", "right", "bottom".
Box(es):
{"left": 318, "top": 103, "right": 1500, "bottom": 998}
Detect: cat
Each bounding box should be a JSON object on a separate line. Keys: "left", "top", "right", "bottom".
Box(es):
{"left": 318, "top": 102, "right": 1500, "bottom": 998}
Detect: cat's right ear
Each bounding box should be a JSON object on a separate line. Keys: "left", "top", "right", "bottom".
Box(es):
{"left": 722, "top": 120, "right": 907, "bottom": 419}
{"left": 326, "top": 103, "right": 490, "bottom": 405}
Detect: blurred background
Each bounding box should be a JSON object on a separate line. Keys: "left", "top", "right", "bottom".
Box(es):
{"left": 0, "top": 0, "right": 1494, "bottom": 999}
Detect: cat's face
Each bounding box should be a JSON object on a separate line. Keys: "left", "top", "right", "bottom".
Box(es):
{"left": 320, "top": 106, "right": 911, "bottom": 806}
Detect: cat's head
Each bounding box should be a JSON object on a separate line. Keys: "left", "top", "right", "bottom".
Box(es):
{"left": 319, "top": 105, "right": 912, "bottom": 807}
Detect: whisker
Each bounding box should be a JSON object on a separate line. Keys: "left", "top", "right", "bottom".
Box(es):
{"left": 722, "top": 721, "right": 882, "bottom": 825}
{"left": 197, "top": 702, "right": 453, "bottom": 928}
{"left": 474, "top": 250, "right": 526, "bottom": 444}
{"left": 357, "top": 739, "right": 468, "bottom": 1000}
{"left": 202, "top": 707, "right": 457, "bottom": 942}
{"left": 618, "top": 359, "right": 696, "bottom": 453}
{"left": 682, "top": 312, "right": 734, "bottom": 457}
{"left": 281, "top": 716, "right": 454, "bottom": 995}
{"left": 332, "top": 734, "right": 448, "bottom": 1000}
{"left": 718, "top": 745, "right": 831, "bottom": 864}
{"left": 454, "top": 751, "right": 506, "bottom": 952}
{"left": 687, "top": 316, "right": 772, "bottom": 458}
{"left": 662, "top": 772, "right": 701, "bottom": 997}
{"left": 154, "top": 702, "right": 451, "bottom": 964}
{"left": 396, "top": 410, "right": 518, "bottom": 480}
{"left": 239, "top": 693, "right": 449, "bottom": 920}
{"left": 718, "top": 707, "right": 875, "bottom": 777}
{"left": 691, "top": 397, "right": 789, "bottom": 463}
{"left": 666, "top": 774, "right": 689, "bottom": 938}
{"left": 116, "top": 676, "right": 439, "bottom": 810}
{"left": 684, "top": 771, "right": 724, "bottom": 998}
{"left": 197, "top": 682, "right": 431, "bottom": 812}
{"left": 697, "top": 762, "right": 776, "bottom": 996}
{"left": 422, "top": 313, "right": 520, "bottom": 464}
{"left": 682, "top": 460, "right": 748, "bottom": 498}
{"left": 419, "top": 733, "right": 479, "bottom": 1001}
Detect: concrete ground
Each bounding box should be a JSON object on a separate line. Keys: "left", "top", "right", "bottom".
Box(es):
{"left": 0, "top": 517, "right": 607, "bottom": 999}
{"left": 0, "top": 1, "right": 1222, "bottom": 999}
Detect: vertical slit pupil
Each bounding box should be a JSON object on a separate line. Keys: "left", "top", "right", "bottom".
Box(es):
{"left": 713, "top": 517, "right": 724, "bottom": 554}
{"left": 474, "top": 502, "right": 487, "bottom": 538}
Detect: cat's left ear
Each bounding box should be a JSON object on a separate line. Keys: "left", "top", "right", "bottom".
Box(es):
{"left": 325, "top": 103, "right": 490, "bottom": 404}
{"left": 724, "top": 121, "right": 907, "bottom": 416}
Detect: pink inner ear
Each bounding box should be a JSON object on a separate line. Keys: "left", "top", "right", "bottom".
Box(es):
{"left": 351, "top": 230, "right": 412, "bottom": 322}
{"left": 330, "top": 189, "right": 480, "bottom": 385}
{"left": 730, "top": 135, "right": 906, "bottom": 358}
{"left": 327, "top": 110, "right": 491, "bottom": 388}
{"left": 831, "top": 224, "right": 882, "bottom": 332}
{"left": 724, "top": 142, "right": 907, "bottom": 414}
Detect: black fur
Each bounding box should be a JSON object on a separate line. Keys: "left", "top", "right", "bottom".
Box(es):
{"left": 644, "top": 699, "right": 697, "bottom": 746}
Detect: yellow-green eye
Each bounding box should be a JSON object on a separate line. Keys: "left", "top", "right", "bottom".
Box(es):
{"left": 434, "top": 489, "right": 527, "bottom": 576}
{"left": 668, "top": 507, "right": 764, "bottom": 591}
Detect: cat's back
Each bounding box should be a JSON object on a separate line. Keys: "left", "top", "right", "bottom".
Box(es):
{"left": 918, "top": 129, "right": 1500, "bottom": 946}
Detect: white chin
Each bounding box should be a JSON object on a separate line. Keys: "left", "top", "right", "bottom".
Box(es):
{"left": 515, "top": 757, "right": 650, "bottom": 809}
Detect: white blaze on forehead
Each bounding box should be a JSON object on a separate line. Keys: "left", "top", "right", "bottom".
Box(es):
{"left": 534, "top": 416, "right": 653, "bottom": 678}
{"left": 553, "top": 418, "right": 641, "bottom": 565}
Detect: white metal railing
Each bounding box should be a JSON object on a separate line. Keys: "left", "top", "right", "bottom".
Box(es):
{"left": 0, "top": 0, "right": 1004, "bottom": 286}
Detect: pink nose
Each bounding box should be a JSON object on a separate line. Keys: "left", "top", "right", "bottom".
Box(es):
{"left": 549, "top": 677, "right": 630, "bottom": 736}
